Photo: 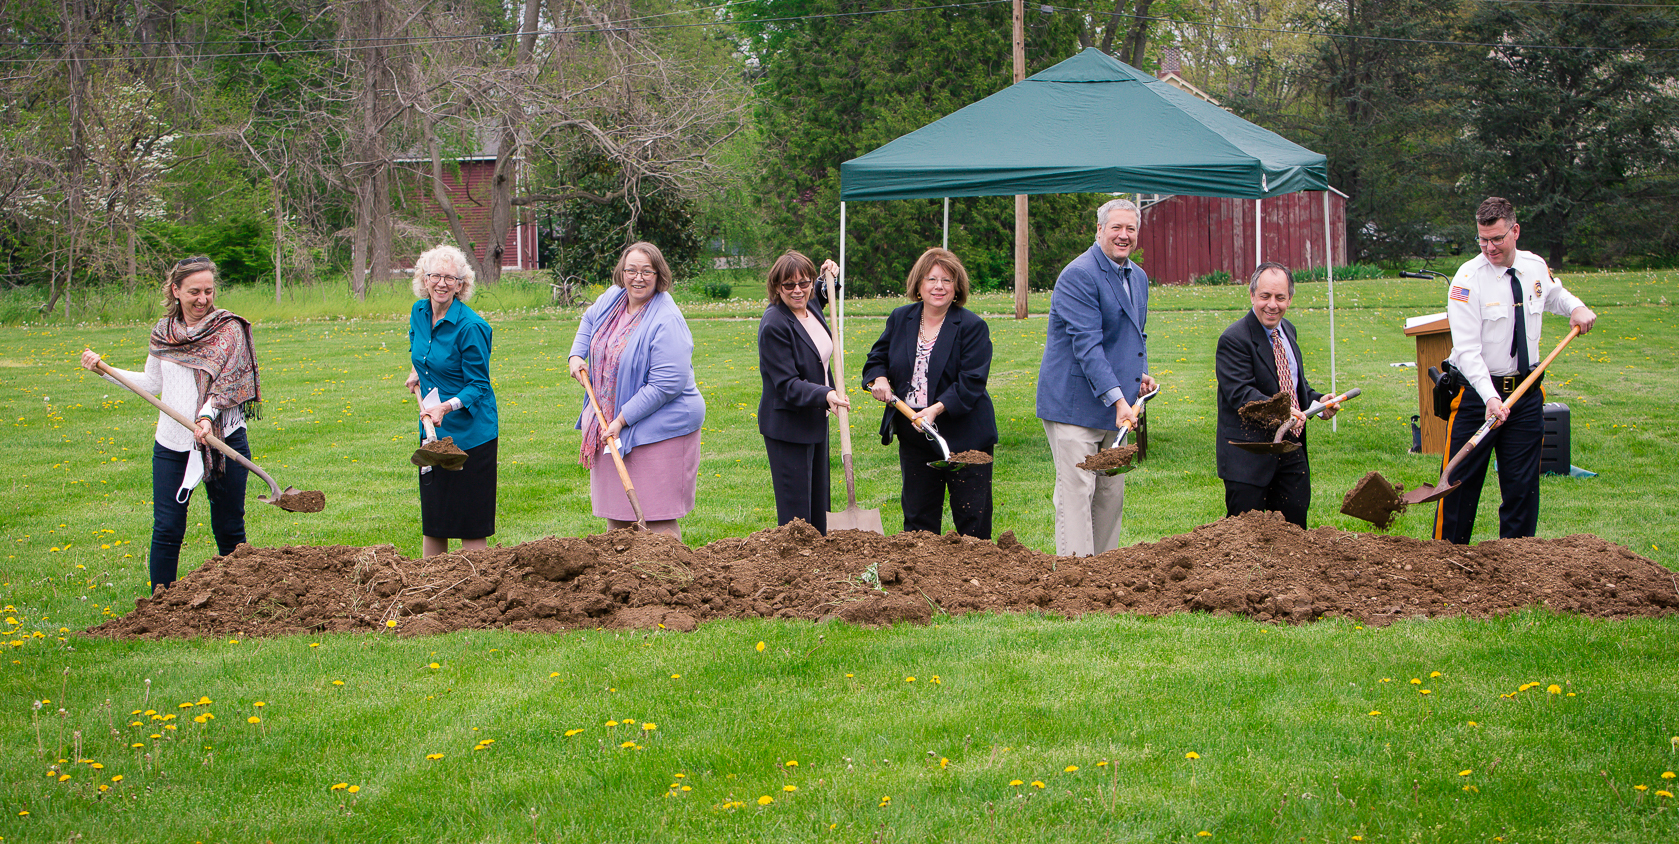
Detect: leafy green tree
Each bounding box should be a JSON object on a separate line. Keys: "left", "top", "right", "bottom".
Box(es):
{"left": 734, "top": 0, "right": 1101, "bottom": 295}
{"left": 1458, "top": 2, "right": 1679, "bottom": 267}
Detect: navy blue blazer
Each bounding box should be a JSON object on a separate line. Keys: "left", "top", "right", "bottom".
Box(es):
{"left": 860, "top": 303, "right": 998, "bottom": 453}
{"left": 1214, "top": 309, "right": 1325, "bottom": 485}
{"left": 1035, "top": 243, "right": 1149, "bottom": 430}
{"left": 757, "top": 300, "right": 835, "bottom": 444}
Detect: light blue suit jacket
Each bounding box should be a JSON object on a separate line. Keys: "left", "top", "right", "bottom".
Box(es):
{"left": 1035, "top": 242, "right": 1149, "bottom": 431}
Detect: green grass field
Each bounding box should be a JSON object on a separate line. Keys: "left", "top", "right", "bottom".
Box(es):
{"left": 2, "top": 272, "right": 1676, "bottom": 841}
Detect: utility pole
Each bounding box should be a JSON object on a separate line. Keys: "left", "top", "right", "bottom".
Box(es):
{"left": 1012, "top": 0, "right": 1028, "bottom": 319}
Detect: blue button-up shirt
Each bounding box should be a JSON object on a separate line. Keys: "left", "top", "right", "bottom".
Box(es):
{"left": 410, "top": 297, "right": 498, "bottom": 450}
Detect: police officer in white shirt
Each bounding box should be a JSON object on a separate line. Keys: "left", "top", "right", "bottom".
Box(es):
{"left": 1436, "top": 196, "right": 1597, "bottom": 544}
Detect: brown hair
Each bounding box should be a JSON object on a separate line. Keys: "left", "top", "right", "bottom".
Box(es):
{"left": 1477, "top": 196, "right": 1517, "bottom": 228}
{"left": 614, "top": 241, "right": 674, "bottom": 294}
{"left": 163, "top": 256, "right": 218, "bottom": 321}
{"left": 410, "top": 244, "right": 478, "bottom": 302}
{"left": 765, "top": 250, "right": 817, "bottom": 303}
{"left": 905, "top": 247, "right": 971, "bottom": 308}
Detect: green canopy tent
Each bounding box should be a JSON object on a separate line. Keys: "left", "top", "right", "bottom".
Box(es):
{"left": 836, "top": 47, "right": 1341, "bottom": 395}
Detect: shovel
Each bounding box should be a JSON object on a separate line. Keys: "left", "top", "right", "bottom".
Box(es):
{"left": 1087, "top": 385, "right": 1160, "bottom": 476}
{"left": 574, "top": 366, "right": 647, "bottom": 531}
{"left": 1398, "top": 327, "right": 1580, "bottom": 506}
{"left": 887, "top": 397, "right": 976, "bottom": 471}
{"left": 1230, "top": 388, "right": 1361, "bottom": 454}
{"left": 409, "top": 386, "right": 467, "bottom": 471}
{"left": 824, "top": 269, "right": 885, "bottom": 534}
{"left": 93, "top": 359, "right": 325, "bottom": 513}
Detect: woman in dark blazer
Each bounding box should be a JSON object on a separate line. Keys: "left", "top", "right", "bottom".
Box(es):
{"left": 757, "top": 250, "right": 850, "bottom": 533}
{"left": 862, "top": 247, "right": 997, "bottom": 538}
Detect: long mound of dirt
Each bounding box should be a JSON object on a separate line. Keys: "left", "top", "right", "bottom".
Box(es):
{"left": 86, "top": 512, "right": 1679, "bottom": 639}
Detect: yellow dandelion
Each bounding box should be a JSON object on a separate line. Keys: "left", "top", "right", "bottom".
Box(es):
{"left": 98, "top": 784, "right": 109, "bottom": 792}
{"left": 1198, "top": 834, "right": 1212, "bottom": 839}
{"left": 1467, "top": 721, "right": 1479, "bottom": 727}
{"left": 425, "top": 753, "right": 444, "bottom": 760}
{"left": 197, "top": 696, "right": 211, "bottom": 705}
{"left": 330, "top": 783, "right": 348, "bottom": 791}
{"left": 57, "top": 774, "right": 70, "bottom": 782}
{"left": 1031, "top": 781, "right": 1045, "bottom": 788}
{"left": 1635, "top": 784, "right": 1648, "bottom": 792}
{"left": 642, "top": 723, "right": 657, "bottom": 731}
{"left": 1547, "top": 684, "right": 1562, "bottom": 694}
{"left": 1657, "top": 790, "right": 1674, "bottom": 799}
{"left": 1410, "top": 678, "right": 1422, "bottom": 685}
{"left": 178, "top": 702, "right": 194, "bottom": 709}
{"left": 564, "top": 729, "right": 583, "bottom": 737}
{"left": 1662, "top": 772, "right": 1675, "bottom": 780}
{"left": 1369, "top": 710, "right": 1382, "bottom": 716}
{"left": 1352, "top": 837, "right": 1363, "bottom": 841}
{"left": 1010, "top": 779, "right": 1024, "bottom": 786}
{"left": 348, "top": 785, "right": 359, "bottom": 794}
{"left": 675, "top": 773, "right": 686, "bottom": 778}
{"left": 758, "top": 795, "right": 773, "bottom": 805}
{"left": 880, "top": 795, "right": 892, "bottom": 802}
{"left": 247, "top": 716, "right": 260, "bottom": 724}
{"left": 681, "top": 785, "right": 691, "bottom": 792}
{"left": 670, "top": 674, "right": 680, "bottom": 679}
{"left": 783, "top": 785, "right": 798, "bottom": 792}
{"left": 331, "top": 680, "right": 344, "bottom": 686}
{"left": 254, "top": 702, "right": 264, "bottom": 708}
{"left": 1419, "top": 689, "right": 1432, "bottom": 696}
{"left": 428, "top": 663, "right": 440, "bottom": 670}
{"left": 785, "top": 760, "right": 798, "bottom": 767}
{"left": 1064, "top": 765, "right": 1079, "bottom": 773}
{"left": 939, "top": 757, "right": 949, "bottom": 769}
{"left": 309, "top": 643, "right": 320, "bottom": 648}
{"left": 1430, "top": 671, "right": 1442, "bottom": 678}
{"left": 756, "top": 641, "right": 765, "bottom": 652}
{"left": 1459, "top": 770, "right": 1472, "bottom": 776}
{"left": 605, "top": 720, "right": 618, "bottom": 727}
{"left": 549, "top": 672, "right": 560, "bottom": 678}
{"left": 90, "top": 763, "right": 103, "bottom": 770}
{"left": 1097, "top": 760, "right": 1109, "bottom": 767}
{"left": 620, "top": 741, "right": 637, "bottom": 749}
{"left": 905, "top": 676, "right": 916, "bottom": 682}
{"left": 110, "top": 774, "right": 123, "bottom": 782}
{"left": 1185, "top": 752, "right": 1200, "bottom": 760}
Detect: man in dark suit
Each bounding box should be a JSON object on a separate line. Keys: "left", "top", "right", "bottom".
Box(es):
{"left": 1035, "top": 198, "right": 1156, "bottom": 556}
{"left": 1214, "top": 262, "right": 1338, "bottom": 528}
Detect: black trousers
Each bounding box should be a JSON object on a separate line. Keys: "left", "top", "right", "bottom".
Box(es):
{"left": 765, "top": 435, "right": 829, "bottom": 534}
{"left": 897, "top": 430, "right": 993, "bottom": 539}
{"left": 1223, "top": 447, "right": 1310, "bottom": 528}
{"left": 1434, "top": 381, "right": 1544, "bottom": 544}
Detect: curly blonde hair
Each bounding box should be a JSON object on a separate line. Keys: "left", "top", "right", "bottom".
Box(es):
{"left": 410, "top": 244, "right": 477, "bottom": 302}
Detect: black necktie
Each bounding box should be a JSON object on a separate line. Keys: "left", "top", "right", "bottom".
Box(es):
{"left": 1508, "top": 269, "right": 1531, "bottom": 372}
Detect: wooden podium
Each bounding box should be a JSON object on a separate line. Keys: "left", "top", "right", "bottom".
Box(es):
{"left": 1403, "top": 313, "right": 1452, "bottom": 454}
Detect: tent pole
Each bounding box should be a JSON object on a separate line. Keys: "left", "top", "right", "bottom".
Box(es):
{"left": 1254, "top": 198, "right": 1262, "bottom": 267}
{"left": 942, "top": 198, "right": 950, "bottom": 250}
{"left": 1324, "top": 189, "right": 1337, "bottom": 433}
{"left": 839, "top": 201, "right": 847, "bottom": 347}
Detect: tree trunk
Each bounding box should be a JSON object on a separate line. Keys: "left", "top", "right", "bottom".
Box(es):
{"left": 273, "top": 174, "right": 284, "bottom": 304}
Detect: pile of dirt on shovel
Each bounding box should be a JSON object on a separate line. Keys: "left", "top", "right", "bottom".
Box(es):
{"left": 85, "top": 512, "right": 1679, "bottom": 639}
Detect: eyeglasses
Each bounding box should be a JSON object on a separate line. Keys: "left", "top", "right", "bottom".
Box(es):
{"left": 624, "top": 268, "right": 657, "bottom": 279}
{"left": 176, "top": 256, "right": 209, "bottom": 266}
{"left": 426, "top": 273, "right": 464, "bottom": 284}
{"left": 1476, "top": 226, "right": 1515, "bottom": 247}
{"left": 779, "top": 279, "right": 814, "bottom": 291}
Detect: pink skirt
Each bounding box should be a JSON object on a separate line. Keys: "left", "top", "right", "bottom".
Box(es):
{"left": 590, "top": 430, "right": 701, "bottom": 521}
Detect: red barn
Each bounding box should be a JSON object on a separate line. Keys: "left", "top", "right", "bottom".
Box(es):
{"left": 1135, "top": 190, "right": 1348, "bottom": 285}
{"left": 396, "top": 150, "right": 540, "bottom": 272}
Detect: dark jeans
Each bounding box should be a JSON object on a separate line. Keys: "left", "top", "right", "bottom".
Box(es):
{"left": 1434, "top": 383, "right": 1544, "bottom": 544}
{"left": 151, "top": 429, "right": 249, "bottom": 591}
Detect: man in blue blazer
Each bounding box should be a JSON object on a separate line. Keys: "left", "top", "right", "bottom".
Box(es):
{"left": 1036, "top": 198, "right": 1157, "bottom": 556}
{"left": 1214, "top": 263, "right": 1336, "bottom": 528}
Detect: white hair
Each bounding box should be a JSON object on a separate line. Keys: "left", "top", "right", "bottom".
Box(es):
{"left": 410, "top": 244, "right": 477, "bottom": 302}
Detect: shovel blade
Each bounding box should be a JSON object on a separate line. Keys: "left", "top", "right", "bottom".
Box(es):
{"left": 1401, "top": 480, "right": 1458, "bottom": 505}
{"left": 828, "top": 505, "right": 885, "bottom": 535}
{"left": 925, "top": 460, "right": 970, "bottom": 472}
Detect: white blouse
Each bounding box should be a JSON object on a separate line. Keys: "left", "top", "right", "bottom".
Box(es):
{"left": 104, "top": 356, "right": 245, "bottom": 452}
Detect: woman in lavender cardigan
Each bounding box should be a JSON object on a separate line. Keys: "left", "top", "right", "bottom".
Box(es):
{"left": 567, "top": 242, "right": 706, "bottom": 538}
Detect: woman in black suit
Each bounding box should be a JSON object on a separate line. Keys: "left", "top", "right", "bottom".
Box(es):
{"left": 757, "top": 250, "right": 850, "bottom": 533}
{"left": 862, "top": 247, "right": 997, "bottom": 538}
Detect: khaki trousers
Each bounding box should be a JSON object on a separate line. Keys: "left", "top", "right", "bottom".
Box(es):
{"left": 1042, "top": 419, "right": 1126, "bottom": 557}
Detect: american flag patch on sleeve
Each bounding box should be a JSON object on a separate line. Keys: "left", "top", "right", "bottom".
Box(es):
{"left": 1449, "top": 286, "right": 1470, "bottom": 302}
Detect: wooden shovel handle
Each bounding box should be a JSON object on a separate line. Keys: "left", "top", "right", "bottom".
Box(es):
{"left": 574, "top": 366, "right": 647, "bottom": 528}
{"left": 1443, "top": 326, "right": 1581, "bottom": 485}
{"left": 822, "top": 269, "right": 859, "bottom": 508}
{"left": 93, "top": 359, "right": 284, "bottom": 500}
{"left": 412, "top": 385, "right": 441, "bottom": 442}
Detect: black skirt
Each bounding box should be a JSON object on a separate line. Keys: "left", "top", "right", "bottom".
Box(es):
{"left": 418, "top": 437, "right": 497, "bottom": 539}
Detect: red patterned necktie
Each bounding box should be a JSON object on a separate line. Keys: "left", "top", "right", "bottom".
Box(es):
{"left": 1271, "top": 328, "right": 1300, "bottom": 416}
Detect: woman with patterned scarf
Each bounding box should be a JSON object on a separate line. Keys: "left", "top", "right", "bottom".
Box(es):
{"left": 567, "top": 241, "right": 706, "bottom": 539}
{"left": 81, "top": 256, "right": 261, "bottom": 594}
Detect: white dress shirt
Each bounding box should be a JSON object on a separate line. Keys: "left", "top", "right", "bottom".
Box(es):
{"left": 104, "top": 355, "right": 246, "bottom": 452}
{"left": 1446, "top": 250, "right": 1584, "bottom": 403}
